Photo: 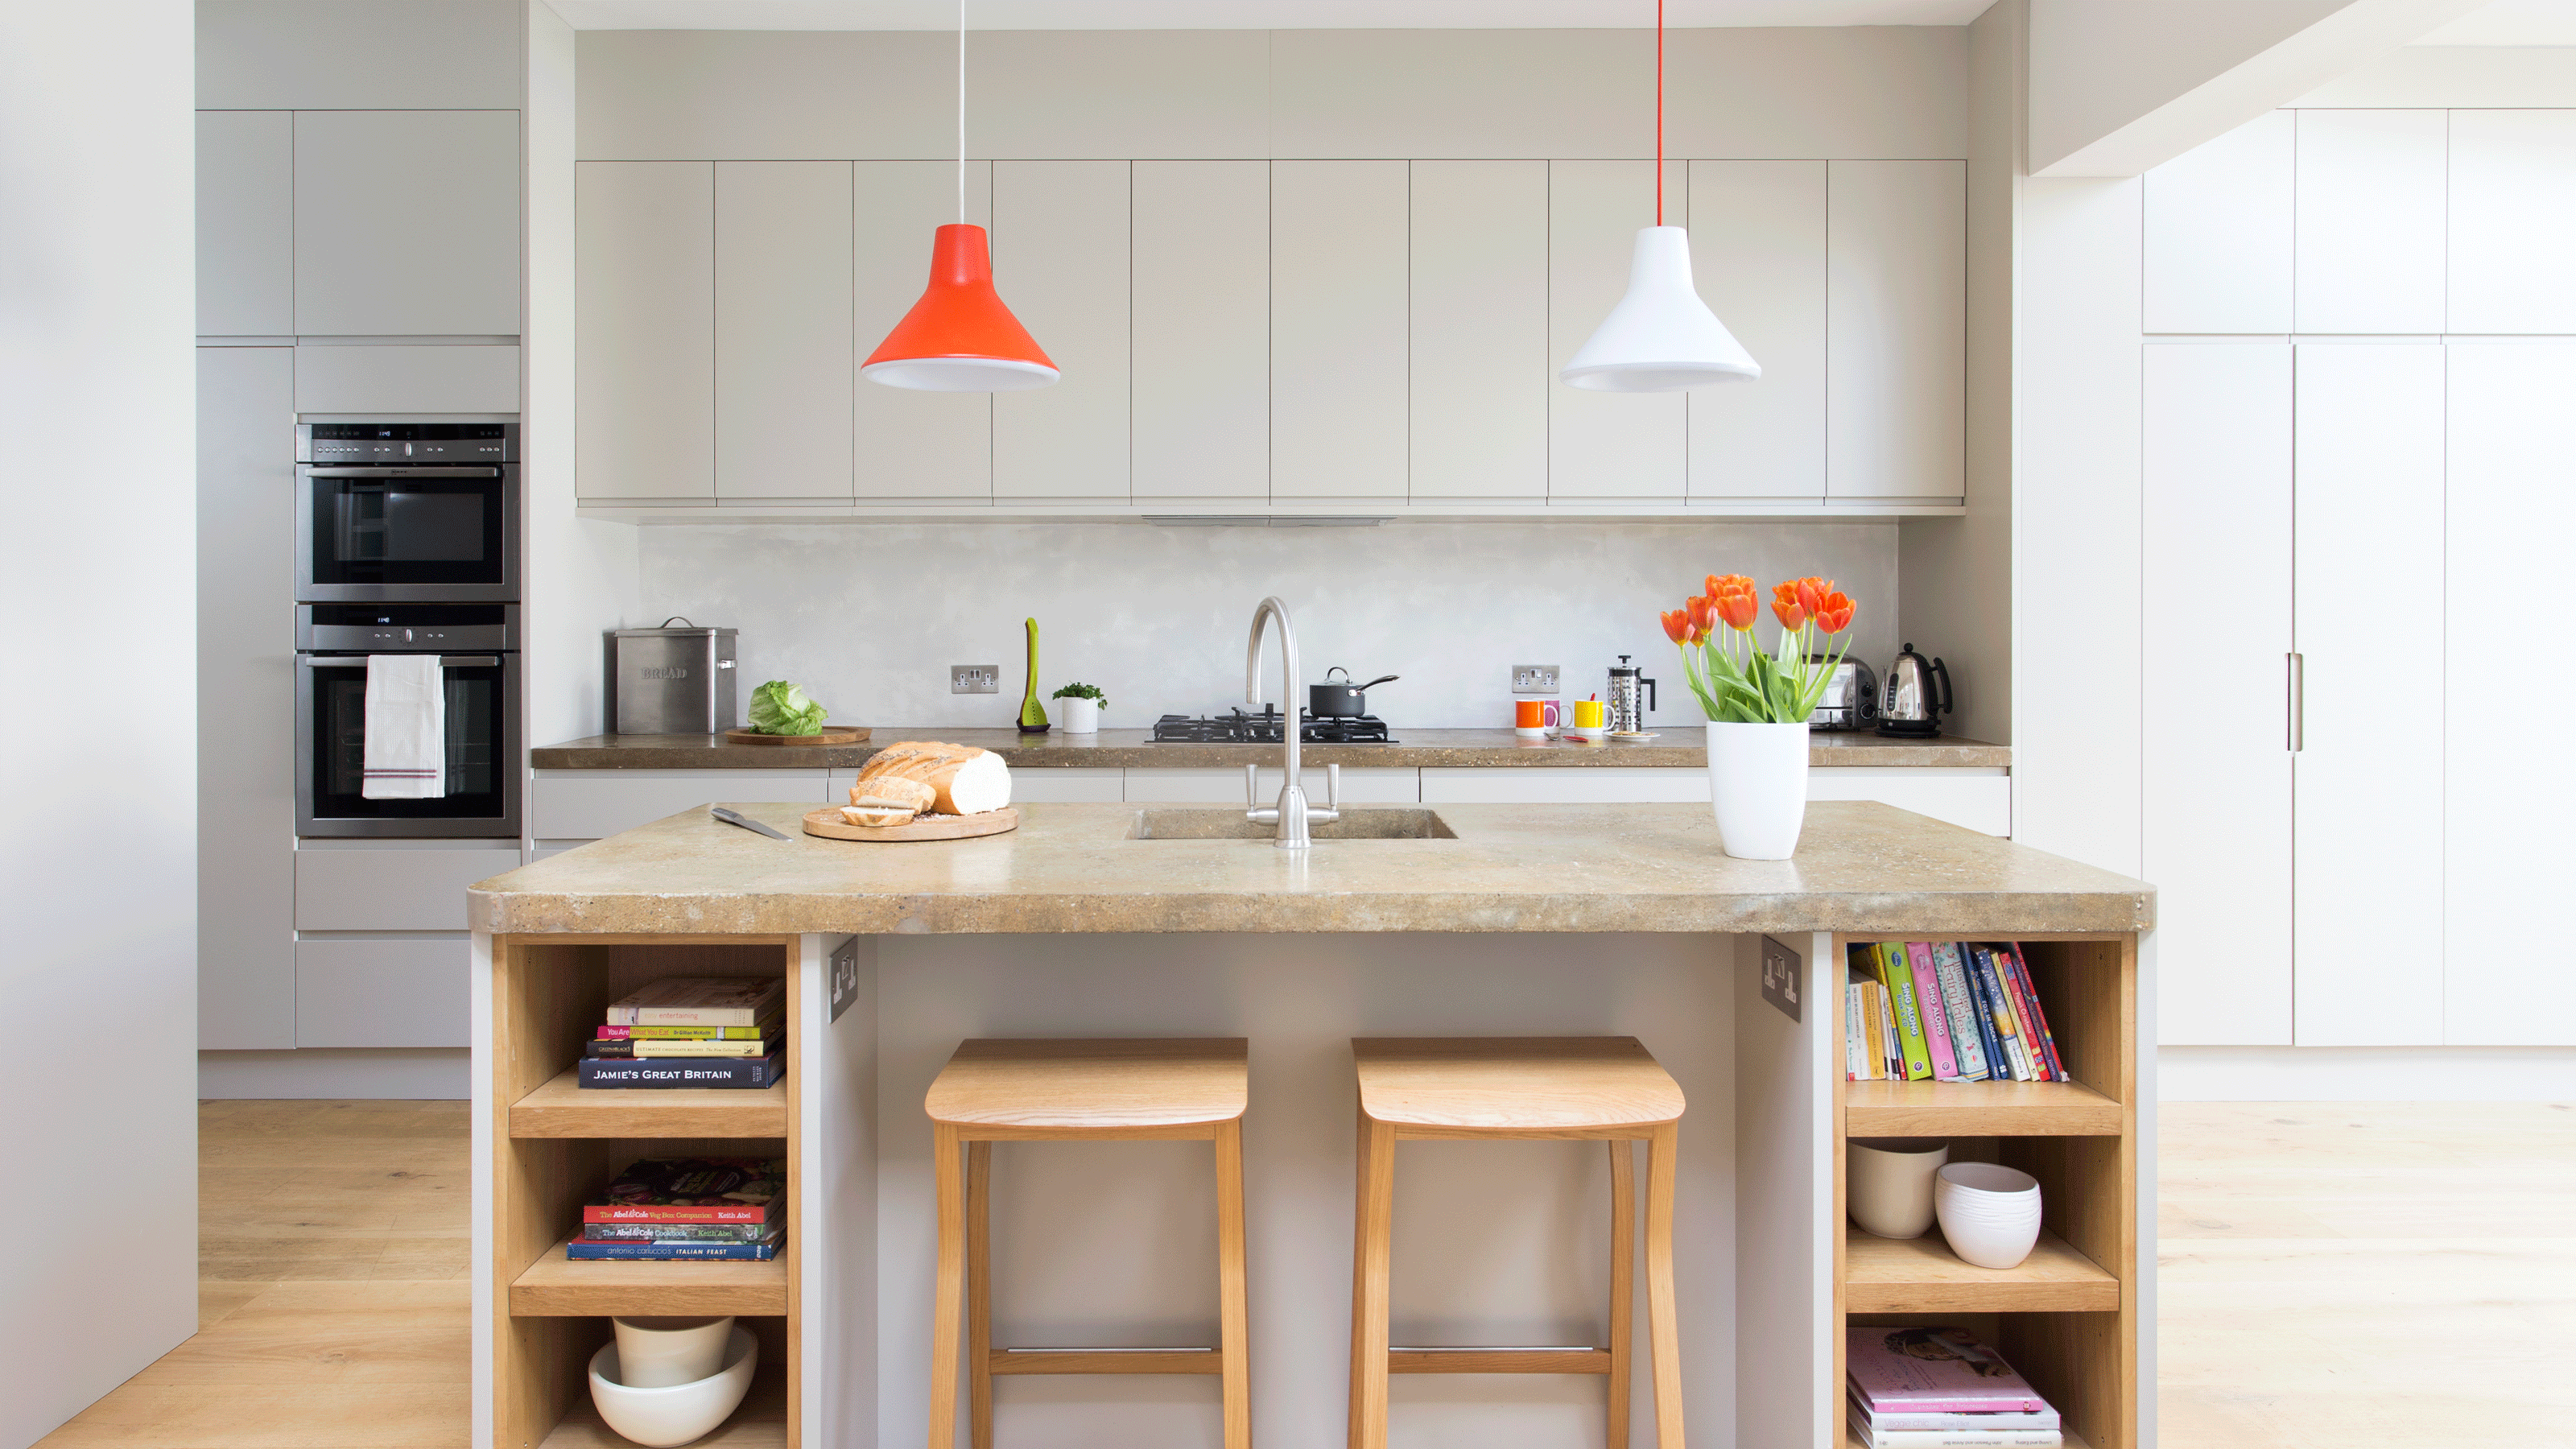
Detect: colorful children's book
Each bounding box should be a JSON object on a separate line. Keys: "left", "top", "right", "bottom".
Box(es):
{"left": 583, "top": 1157, "right": 785, "bottom": 1224}
{"left": 1967, "top": 946, "right": 2033, "bottom": 1081}
{"left": 1872, "top": 943, "right": 1933, "bottom": 1080}
{"left": 1848, "top": 1393, "right": 2061, "bottom": 1432}
{"left": 1845, "top": 1325, "right": 2054, "bottom": 1414}
{"left": 1929, "top": 943, "right": 1992, "bottom": 1081}
{"left": 1996, "top": 944, "right": 2067, "bottom": 1081}
{"left": 1905, "top": 942, "right": 1960, "bottom": 1080}
{"left": 605, "top": 976, "right": 786, "bottom": 1026}
{"left": 1846, "top": 982, "right": 1868, "bottom": 1080}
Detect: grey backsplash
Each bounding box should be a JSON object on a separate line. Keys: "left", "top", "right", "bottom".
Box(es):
{"left": 634, "top": 521, "right": 1901, "bottom": 730}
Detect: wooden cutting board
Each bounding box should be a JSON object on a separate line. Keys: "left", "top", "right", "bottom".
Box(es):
{"left": 724, "top": 725, "right": 871, "bottom": 745}
{"left": 802, "top": 807, "right": 1018, "bottom": 843}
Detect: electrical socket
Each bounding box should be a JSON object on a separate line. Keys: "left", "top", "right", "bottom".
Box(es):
{"left": 1511, "top": 664, "right": 1561, "bottom": 695}
{"left": 952, "top": 665, "right": 1000, "bottom": 695}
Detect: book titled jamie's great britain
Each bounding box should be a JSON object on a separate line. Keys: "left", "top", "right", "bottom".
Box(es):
{"left": 577, "top": 1051, "right": 784, "bottom": 1090}
{"left": 583, "top": 1157, "right": 784, "bottom": 1224}
{"left": 1846, "top": 1327, "right": 2053, "bottom": 1414}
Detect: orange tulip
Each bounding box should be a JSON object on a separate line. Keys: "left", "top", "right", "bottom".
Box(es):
{"left": 1813, "top": 589, "right": 1856, "bottom": 634}
{"left": 1706, "top": 572, "right": 1754, "bottom": 601}
{"left": 1686, "top": 594, "right": 1716, "bottom": 634}
{"left": 1660, "top": 608, "right": 1690, "bottom": 643}
{"left": 1713, "top": 584, "right": 1758, "bottom": 632}
{"left": 1772, "top": 580, "right": 1807, "bottom": 631}
{"left": 1795, "top": 576, "right": 1830, "bottom": 617}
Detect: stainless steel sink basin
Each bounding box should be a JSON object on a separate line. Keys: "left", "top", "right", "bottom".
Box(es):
{"left": 1125, "top": 807, "right": 1459, "bottom": 840}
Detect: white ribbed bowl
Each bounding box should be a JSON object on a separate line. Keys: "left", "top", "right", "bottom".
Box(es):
{"left": 1933, "top": 1162, "right": 2042, "bottom": 1269}
{"left": 588, "top": 1325, "right": 758, "bottom": 1447}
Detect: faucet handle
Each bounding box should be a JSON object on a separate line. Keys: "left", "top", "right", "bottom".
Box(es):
{"left": 1245, "top": 762, "right": 1261, "bottom": 813}
{"left": 1325, "top": 762, "right": 1341, "bottom": 811}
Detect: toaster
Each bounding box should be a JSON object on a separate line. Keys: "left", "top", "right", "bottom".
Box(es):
{"left": 1806, "top": 657, "right": 1879, "bottom": 731}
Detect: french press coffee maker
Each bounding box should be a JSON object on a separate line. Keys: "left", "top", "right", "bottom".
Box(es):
{"left": 1608, "top": 655, "right": 1657, "bottom": 734}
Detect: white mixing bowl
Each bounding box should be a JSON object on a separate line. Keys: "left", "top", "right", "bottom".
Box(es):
{"left": 588, "top": 1324, "right": 759, "bottom": 1447}
{"left": 1933, "top": 1162, "right": 2042, "bottom": 1269}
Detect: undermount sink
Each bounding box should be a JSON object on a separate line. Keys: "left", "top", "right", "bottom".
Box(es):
{"left": 1125, "top": 807, "right": 1459, "bottom": 840}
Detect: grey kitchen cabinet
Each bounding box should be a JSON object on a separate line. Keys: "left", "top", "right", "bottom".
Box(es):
{"left": 1410, "top": 160, "right": 1548, "bottom": 502}
{"left": 1826, "top": 159, "right": 1964, "bottom": 502}
{"left": 295, "top": 345, "right": 520, "bottom": 414}
{"left": 294, "top": 110, "right": 522, "bottom": 336}
{"left": 993, "top": 161, "right": 1132, "bottom": 502}
{"left": 533, "top": 770, "right": 831, "bottom": 842}
{"left": 577, "top": 162, "right": 715, "bottom": 501}
{"left": 854, "top": 160, "right": 995, "bottom": 502}
{"left": 196, "top": 111, "right": 294, "bottom": 336}
{"left": 1270, "top": 160, "right": 1409, "bottom": 502}
{"left": 718, "top": 161, "right": 855, "bottom": 501}
{"left": 1547, "top": 159, "right": 1687, "bottom": 502}
{"left": 294, "top": 846, "right": 524, "bottom": 932}
{"left": 294, "top": 939, "right": 469, "bottom": 1048}
{"left": 1132, "top": 161, "right": 1269, "bottom": 503}
{"left": 1689, "top": 159, "right": 1827, "bottom": 501}
{"left": 198, "top": 345, "right": 299, "bottom": 1051}
{"left": 198, "top": 0, "right": 522, "bottom": 111}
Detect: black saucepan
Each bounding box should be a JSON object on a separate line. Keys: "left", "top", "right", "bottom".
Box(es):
{"left": 1310, "top": 667, "right": 1399, "bottom": 717}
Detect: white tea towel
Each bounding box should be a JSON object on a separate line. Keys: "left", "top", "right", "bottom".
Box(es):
{"left": 362, "top": 654, "right": 447, "bottom": 799}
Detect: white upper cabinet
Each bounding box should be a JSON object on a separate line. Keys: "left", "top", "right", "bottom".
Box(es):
{"left": 854, "top": 161, "right": 994, "bottom": 502}
{"left": 577, "top": 162, "right": 715, "bottom": 501}
{"left": 1826, "top": 160, "right": 1964, "bottom": 502}
{"left": 1687, "top": 159, "right": 1827, "bottom": 502}
{"left": 197, "top": 111, "right": 294, "bottom": 336}
{"left": 2446, "top": 111, "right": 2576, "bottom": 335}
{"left": 198, "top": 0, "right": 521, "bottom": 110}
{"left": 1410, "top": 160, "right": 1548, "bottom": 502}
{"left": 294, "top": 111, "right": 521, "bottom": 336}
{"left": 716, "top": 162, "right": 854, "bottom": 501}
{"left": 1547, "top": 161, "right": 1688, "bottom": 503}
{"left": 2444, "top": 345, "right": 2576, "bottom": 1045}
{"left": 2292, "top": 343, "right": 2446, "bottom": 1046}
{"left": 2293, "top": 110, "right": 2446, "bottom": 335}
{"left": 1133, "top": 162, "right": 1269, "bottom": 503}
{"left": 2140, "top": 343, "right": 2293, "bottom": 1046}
{"left": 993, "top": 161, "right": 1131, "bottom": 502}
{"left": 2144, "top": 110, "right": 2293, "bottom": 335}
{"left": 1270, "top": 161, "right": 1409, "bottom": 502}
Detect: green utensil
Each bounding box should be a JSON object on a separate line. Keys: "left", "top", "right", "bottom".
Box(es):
{"left": 1018, "top": 617, "right": 1049, "bottom": 733}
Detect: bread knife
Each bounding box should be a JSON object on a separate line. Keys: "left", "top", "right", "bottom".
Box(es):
{"left": 710, "top": 806, "right": 791, "bottom": 841}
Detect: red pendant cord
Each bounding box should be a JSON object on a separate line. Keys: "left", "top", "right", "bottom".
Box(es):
{"left": 1655, "top": 0, "right": 1665, "bottom": 225}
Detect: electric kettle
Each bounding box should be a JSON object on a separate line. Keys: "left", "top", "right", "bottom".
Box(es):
{"left": 1876, "top": 644, "right": 1952, "bottom": 738}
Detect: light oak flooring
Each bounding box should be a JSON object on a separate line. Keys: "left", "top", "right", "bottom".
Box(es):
{"left": 33, "top": 1099, "right": 2574, "bottom": 1447}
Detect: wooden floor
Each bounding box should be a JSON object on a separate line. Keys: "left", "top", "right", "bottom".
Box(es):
{"left": 32, "top": 1099, "right": 2573, "bottom": 1447}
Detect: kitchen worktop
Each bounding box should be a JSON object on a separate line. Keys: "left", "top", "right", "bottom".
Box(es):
{"left": 528, "top": 727, "right": 2008, "bottom": 770}
{"left": 469, "top": 799, "right": 2139, "bottom": 937}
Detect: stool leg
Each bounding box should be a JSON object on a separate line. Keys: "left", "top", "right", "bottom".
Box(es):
{"left": 967, "top": 1141, "right": 994, "bottom": 1449}
{"left": 1608, "top": 1138, "right": 1636, "bottom": 1449}
{"left": 1348, "top": 1109, "right": 1397, "bottom": 1449}
{"left": 1214, "top": 1119, "right": 1252, "bottom": 1449}
{"left": 1643, "top": 1123, "right": 1684, "bottom": 1449}
{"left": 930, "top": 1123, "right": 967, "bottom": 1449}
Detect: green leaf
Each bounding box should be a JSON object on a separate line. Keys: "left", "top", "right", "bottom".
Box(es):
{"left": 747, "top": 679, "right": 828, "bottom": 736}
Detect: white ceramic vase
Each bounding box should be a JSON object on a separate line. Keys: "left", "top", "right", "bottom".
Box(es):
{"left": 1933, "top": 1162, "right": 2044, "bottom": 1269}
{"left": 1058, "top": 696, "right": 1100, "bottom": 734}
{"left": 612, "top": 1315, "right": 733, "bottom": 1389}
{"left": 1705, "top": 720, "right": 1811, "bottom": 860}
{"left": 1847, "top": 1137, "right": 1948, "bottom": 1239}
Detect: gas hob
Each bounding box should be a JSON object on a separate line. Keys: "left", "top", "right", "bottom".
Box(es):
{"left": 1149, "top": 708, "right": 1397, "bottom": 745}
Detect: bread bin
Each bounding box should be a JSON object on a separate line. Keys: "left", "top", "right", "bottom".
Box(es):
{"left": 606, "top": 618, "right": 740, "bottom": 734}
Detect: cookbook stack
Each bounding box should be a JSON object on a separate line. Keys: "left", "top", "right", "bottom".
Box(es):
{"left": 577, "top": 976, "right": 786, "bottom": 1089}
{"left": 569, "top": 1156, "right": 785, "bottom": 1261}
{"left": 1847, "top": 1326, "right": 2062, "bottom": 1447}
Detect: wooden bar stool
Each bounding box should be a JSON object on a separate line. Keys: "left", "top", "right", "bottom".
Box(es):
{"left": 924, "top": 1038, "right": 1252, "bottom": 1449}
{"left": 1348, "top": 1036, "right": 1686, "bottom": 1449}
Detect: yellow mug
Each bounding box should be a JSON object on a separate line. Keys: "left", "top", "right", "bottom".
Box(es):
{"left": 1572, "top": 699, "right": 1605, "bottom": 729}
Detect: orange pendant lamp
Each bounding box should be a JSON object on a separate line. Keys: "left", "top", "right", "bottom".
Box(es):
{"left": 861, "top": 0, "right": 1059, "bottom": 393}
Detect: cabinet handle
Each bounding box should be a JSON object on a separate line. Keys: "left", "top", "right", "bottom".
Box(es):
{"left": 2287, "top": 653, "right": 2303, "bottom": 753}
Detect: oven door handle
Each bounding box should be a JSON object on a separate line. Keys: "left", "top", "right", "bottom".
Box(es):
{"left": 300, "top": 655, "right": 501, "bottom": 668}
{"left": 303, "top": 466, "right": 504, "bottom": 479}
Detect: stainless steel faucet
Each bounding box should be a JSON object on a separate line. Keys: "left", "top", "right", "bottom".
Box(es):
{"left": 1244, "top": 596, "right": 1340, "bottom": 848}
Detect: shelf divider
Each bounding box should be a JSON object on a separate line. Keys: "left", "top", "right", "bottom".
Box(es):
{"left": 1844, "top": 1078, "right": 2121, "bottom": 1137}
{"left": 511, "top": 1237, "right": 789, "bottom": 1317}
{"left": 510, "top": 1066, "right": 789, "bottom": 1139}
{"left": 1842, "top": 1227, "right": 2117, "bottom": 1314}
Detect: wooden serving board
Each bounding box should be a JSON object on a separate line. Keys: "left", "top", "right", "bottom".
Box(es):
{"left": 803, "top": 807, "right": 1018, "bottom": 843}
{"left": 724, "top": 725, "right": 870, "bottom": 746}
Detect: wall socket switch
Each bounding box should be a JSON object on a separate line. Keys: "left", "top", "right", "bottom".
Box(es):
{"left": 1511, "top": 664, "right": 1561, "bottom": 695}
{"left": 952, "top": 665, "right": 999, "bottom": 694}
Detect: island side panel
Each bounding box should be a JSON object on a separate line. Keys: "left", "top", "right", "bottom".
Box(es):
{"left": 1735, "top": 931, "right": 1836, "bottom": 1449}
{"left": 800, "top": 933, "right": 877, "bottom": 1449}
{"left": 472, "top": 931, "right": 493, "bottom": 1449}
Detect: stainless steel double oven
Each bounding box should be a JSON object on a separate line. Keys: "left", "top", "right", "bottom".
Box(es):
{"left": 294, "top": 423, "right": 521, "bottom": 837}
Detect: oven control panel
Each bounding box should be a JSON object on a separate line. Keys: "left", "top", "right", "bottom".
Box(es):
{"left": 298, "top": 423, "right": 517, "bottom": 463}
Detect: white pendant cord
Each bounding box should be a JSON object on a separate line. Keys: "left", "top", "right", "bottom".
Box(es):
{"left": 956, "top": 0, "right": 966, "bottom": 225}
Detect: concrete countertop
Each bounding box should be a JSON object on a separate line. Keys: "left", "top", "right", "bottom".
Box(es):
{"left": 528, "top": 728, "right": 2009, "bottom": 771}
{"left": 469, "top": 799, "right": 2140, "bottom": 937}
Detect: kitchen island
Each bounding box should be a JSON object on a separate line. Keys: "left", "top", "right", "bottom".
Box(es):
{"left": 470, "top": 800, "right": 2148, "bottom": 1449}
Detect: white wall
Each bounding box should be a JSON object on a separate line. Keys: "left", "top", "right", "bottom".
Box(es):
{"left": 0, "top": 1, "right": 200, "bottom": 1442}
{"left": 628, "top": 520, "right": 1901, "bottom": 734}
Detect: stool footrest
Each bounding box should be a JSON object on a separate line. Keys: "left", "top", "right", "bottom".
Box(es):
{"left": 1386, "top": 1347, "right": 1612, "bottom": 1375}
{"left": 989, "top": 1348, "right": 1221, "bottom": 1376}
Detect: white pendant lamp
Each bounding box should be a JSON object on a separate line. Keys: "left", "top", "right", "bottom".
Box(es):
{"left": 1558, "top": 0, "right": 1760, "bottom": 394}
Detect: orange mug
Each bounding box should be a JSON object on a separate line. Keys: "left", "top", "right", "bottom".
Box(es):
{"left": 1515, "top": 700, "right": 1548, "bottom": 730}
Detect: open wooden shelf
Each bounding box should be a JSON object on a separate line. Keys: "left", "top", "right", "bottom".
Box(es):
{"left": 541, "top": 1361, "right": 787, "bottom": 1447}
{"left": 1843, "top": 1228, "right": 2118, "bottom": 1314}
{"left": 1847, "top": 1427, "right": 2091, "bottom": 1449}
{"left": 510, "top": 1067, "right": 790, "bottom": 1138}
{"left": 1844, "top": 1078, "right": 2121, "bottom": 1137}
{"left": 511, "top": 1237, "right": 789, "bottom": 1317}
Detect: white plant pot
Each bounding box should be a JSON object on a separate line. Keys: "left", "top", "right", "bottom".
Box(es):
{"left": 1057, "top": 696, "right": 1100, "bottom": 734}
{"left": 1933, "top": 1162, "right": 2044, "bottom": 1269}
{"left": 1847, "top": 1137, "right": 1948, "bottom": 1239}
{"left": 589, "top": 1325, "right": 759, "bottom": 1447}
{"left": 1705, "top": 720, "right": 1811, "bottom": 860}
{"left": 612, "top": 1315, "right": 733, "bottom": 1389}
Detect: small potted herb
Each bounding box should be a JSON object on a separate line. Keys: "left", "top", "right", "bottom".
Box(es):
{"left": 1049, "top": 683, "right": 1107, "bottom": 735}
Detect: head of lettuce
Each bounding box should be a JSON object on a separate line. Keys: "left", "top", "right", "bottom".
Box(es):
{"left": 747, "top": 679, "right": 829, "bottom": 737}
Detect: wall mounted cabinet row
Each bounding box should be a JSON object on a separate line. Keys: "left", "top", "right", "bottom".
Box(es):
{"left": 575, "top": 158, "right": 1964, "bottom": 512}
{"left": 196, "top": 109, "right": 522, "bottom": 338}
{"left": 2145, "top": 107, "right": 2576, "bottom": 336}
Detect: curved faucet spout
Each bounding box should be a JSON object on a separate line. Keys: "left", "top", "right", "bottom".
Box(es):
{"left": 1244, "top": 597, "right": 1330, "bottom": 848}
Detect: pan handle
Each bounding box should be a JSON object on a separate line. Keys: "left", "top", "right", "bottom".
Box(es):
{"left": 1357, "top": 675, "right": 1399, "bottom": 690}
